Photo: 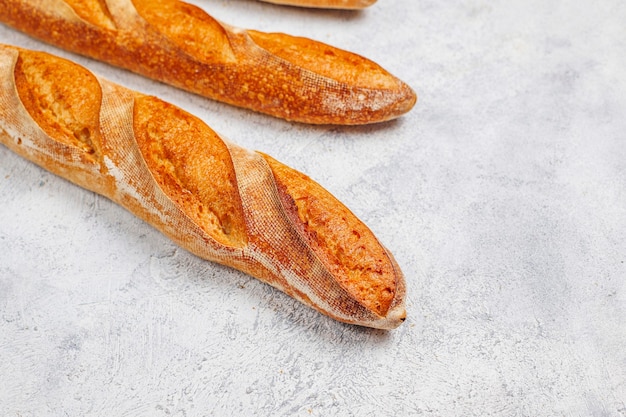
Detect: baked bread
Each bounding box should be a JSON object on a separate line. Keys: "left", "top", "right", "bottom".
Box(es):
{"left": 259, "top": 0, "right": 377, "bottom": 9}
{"left": 0, "top": 0, "right": 416, "bottom": 125}
{"left": 0, "top": 44, "right": 407, "bottom": 329}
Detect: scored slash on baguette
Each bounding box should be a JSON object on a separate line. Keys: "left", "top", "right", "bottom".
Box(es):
{"left": 259, "top": 0, "right": 377, "bottom": 9}
{"left": 0, "top": 44, "right": 407, "bottom": 329}
{"left": 0, "top": 0, "right": 416, "bottom": 125}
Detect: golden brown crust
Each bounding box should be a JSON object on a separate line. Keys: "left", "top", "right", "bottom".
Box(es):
{"left": 258, "top": 0, "right": 377, "bottom": 9}
{"left": 131, "top": 0, "right": 236, "bottom": 64}
{"left": 262, "top": 153, "right": 396, "bottom": 316}
{"left": 63, "top": 0, "right": 115, "bottom": 28}
{"left": 0, "top": 0, "right": 416, "bottom": 124}
{"left": 0, "top": 44, "right": 407, "bottom": 329}
{"left": 247, "top": 31, "right": 397, "bottom": 91}
{"left": 132, "top": 95, "right": 248, "bottom": 248}
{"left": 14, "top": 50, "right": 101, "bottom": 158}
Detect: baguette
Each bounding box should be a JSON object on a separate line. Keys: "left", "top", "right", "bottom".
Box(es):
{"left": 259, "top": 0, "right": 377, "bottom": 9}
{"left": 0, "top": 44, "right": 407, "bottom": 329}
{"left": 0, "top": 0, "right": 416, "bottom": 125}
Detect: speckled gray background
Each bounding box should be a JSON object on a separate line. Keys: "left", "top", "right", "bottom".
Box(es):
{"left": 1, "top": 0, "right": 626, "bottom": 415}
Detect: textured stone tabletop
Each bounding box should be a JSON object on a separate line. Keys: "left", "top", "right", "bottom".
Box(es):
{"left": 1, "top": 0, "right": 626, "bottom": 415}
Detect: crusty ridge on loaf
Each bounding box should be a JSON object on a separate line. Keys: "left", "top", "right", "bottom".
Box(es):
{"left": 0, "top": 45, "right": 407, "bottom": 329}
{"left": 262, "top": 154, "right": 396, "bottom": 316}
{"left": 14, "top": 50, "right": 101, "bottom": 159}
{"left": 132, "top": 96, "right": 248, "bottom": 249}
{"left": 0, "top": 0, "right": 416, "bottom": 125}
{"left": 63, "top": 0, "right": 116, "bottom": 28}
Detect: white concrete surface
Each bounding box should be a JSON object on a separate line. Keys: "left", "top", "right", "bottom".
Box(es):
{"left": 1, "top": 0, "right": 626, "bottom": 415}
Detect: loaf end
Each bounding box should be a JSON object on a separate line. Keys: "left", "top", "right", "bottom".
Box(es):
{"left": 261, "top": 153, "right": 407, "bottom": 328}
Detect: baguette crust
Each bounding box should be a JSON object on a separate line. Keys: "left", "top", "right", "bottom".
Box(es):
{"left": 0, "top": 0, "right": 416, "bottom": 124}
{"left": 0, "top": 45, "right": 407, "bottom": 329}
{"left": 259, "top": 0, "right": 377, "bottom": 9}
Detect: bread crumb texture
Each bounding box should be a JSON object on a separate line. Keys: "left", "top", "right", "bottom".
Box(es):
{"left": 132, "top": 95, "right": 248, "bottom": 248}
{"left": 262, "top": 154, "right": 396, "bottom": 316}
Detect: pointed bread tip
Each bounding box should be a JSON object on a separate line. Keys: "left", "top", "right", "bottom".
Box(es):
{"left": 377, "top": 82, "right": 417, "bottom": 124}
